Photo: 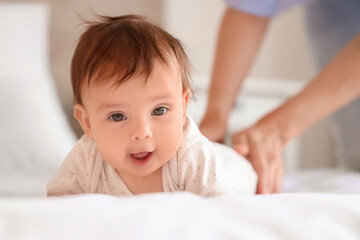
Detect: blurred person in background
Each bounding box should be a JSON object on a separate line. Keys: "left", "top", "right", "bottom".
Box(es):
{"left": 199, "top": 0, "right": 360, "bottom": 194}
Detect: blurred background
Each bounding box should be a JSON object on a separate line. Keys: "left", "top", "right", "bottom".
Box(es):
{"left": 0, "top": 0, "right": 338, "bottom": 176}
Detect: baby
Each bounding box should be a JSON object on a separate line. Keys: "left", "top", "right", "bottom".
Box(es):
{"left": 47, "top": 14, "right": 257, "bottom": 197}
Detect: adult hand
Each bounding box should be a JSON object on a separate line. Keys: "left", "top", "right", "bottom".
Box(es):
{"left": 231, "top": 34, "right": 360, "bottom": 194}
{"left": 231, "top": 118, "right": 285, "bottom": 194}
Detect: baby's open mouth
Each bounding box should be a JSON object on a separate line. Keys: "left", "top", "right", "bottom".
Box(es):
{"left": 130, "top": 152, "right": 153, "bottom": 166}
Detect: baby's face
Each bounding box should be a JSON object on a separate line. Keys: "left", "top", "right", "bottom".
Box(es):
{"left": 75, "top": 58, "right": 190, "bottom": 180}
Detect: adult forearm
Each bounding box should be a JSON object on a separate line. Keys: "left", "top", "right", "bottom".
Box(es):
{"left": 206, "top": 8, "right": 270, "bottom": 120}
{"left": 267, "top": 33, "right": 360, "bottom": 145}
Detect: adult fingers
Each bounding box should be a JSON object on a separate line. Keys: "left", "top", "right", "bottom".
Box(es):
{"left": 232, "top": 131, "right": 250, "bottom": 157}
{"left": 247, "top": 142, "right": 270, "bottom": 194}
{"left": 233, "top": 144, "right": 250, "bottom": 157}
{"left": 265, "top": 138, "right": 283, "bottom": 193}
{"left": 271, "top": 156, "right": 284, "bottom": 193}
{"left": 256, "top": 142, "right": 283, "bottom": 194}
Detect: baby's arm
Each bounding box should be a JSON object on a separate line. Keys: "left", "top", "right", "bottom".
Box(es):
{"left": 47, "top": 142, "right": 90, "bottom": 196}
{"left": 178, "top": 141, "right": 257, "bottom": 197}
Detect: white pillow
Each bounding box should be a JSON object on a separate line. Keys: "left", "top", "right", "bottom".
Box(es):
{"left": 0, "top": 3, "right": 52, "bottom": 80}
{"left": 0, "top": 3, "right": 76, "bottom": 195}
{"left": 0, "top": 76, "right": 76, "bottom": 171}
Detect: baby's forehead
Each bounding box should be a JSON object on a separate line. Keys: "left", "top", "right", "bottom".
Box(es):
{"left": 82, "top": 62, "right": 181, "bottom": 102}
{"left": 82, "top": 63, "right": 184, "bottom": 108}
{"left": 88, "top": 56, "right": 181, "bottom": 88}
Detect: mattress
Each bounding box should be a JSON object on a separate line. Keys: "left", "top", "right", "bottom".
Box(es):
{"left": 1, "top": 168, "right": 360, "bottom": 240}
{"left": 1, "top": 190, "right": 360, "bottom": 240}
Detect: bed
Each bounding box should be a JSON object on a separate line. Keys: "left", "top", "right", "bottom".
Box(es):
{"left": 1, "top": 3, "right": 360, "bottom": 240}
{"left": 1, "top": 173, "right": 360, "bottom": 240}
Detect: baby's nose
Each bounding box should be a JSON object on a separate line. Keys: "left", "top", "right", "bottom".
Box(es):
{"left": 131, "top": 122, "right": 152, "bottom": 141}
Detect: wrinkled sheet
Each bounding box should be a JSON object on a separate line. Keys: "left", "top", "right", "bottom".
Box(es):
{"left": 1, "top": 192, "right": 360, "bottom": 240}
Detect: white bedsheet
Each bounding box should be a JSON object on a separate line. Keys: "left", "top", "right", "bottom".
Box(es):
{"left": 1, "top": 168, "right": 360, "bottom": 240}
{"left": 1, "top": 192, "right": 360, "bottom": 240}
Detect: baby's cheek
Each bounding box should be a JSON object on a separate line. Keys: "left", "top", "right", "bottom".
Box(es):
{"left": 157, "top": 124, "right": 183, "bottom": 159}
{"left": 96, "top": 135, "right": 127, "bottom": 168}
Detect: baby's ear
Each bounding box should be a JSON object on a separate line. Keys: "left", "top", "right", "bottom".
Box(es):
{"left": 182, "top": 89, "right": 191, "bottom": 120}
{"left": 74, "top": 104, "right": 94, "bottom": 141}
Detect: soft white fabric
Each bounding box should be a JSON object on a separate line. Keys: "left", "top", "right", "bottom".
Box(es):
{"left": 1, "top": 192, "right": 360, "bottom": 240}
{"left": 0, "top": 76, "right": 75, "bottom": 172}
{"left": 47, "top": 116, "right": 257, "bottom": 197}
{"left": 0, "top": 3, "right": 76, "bottom": 194}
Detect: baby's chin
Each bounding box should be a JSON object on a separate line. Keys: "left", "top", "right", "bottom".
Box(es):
{"left": 132, "top": 168, "right": 161, "bottom": 177}
{"left": 126, "top": 160, "right": 165, "bottom": 178}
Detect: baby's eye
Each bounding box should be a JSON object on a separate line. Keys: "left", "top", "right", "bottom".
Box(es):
{"left": 109, "top": 113, "right": 127, "bottom": 122}
{"left": 152, "top": 107, "right": 167, "bottom": 116}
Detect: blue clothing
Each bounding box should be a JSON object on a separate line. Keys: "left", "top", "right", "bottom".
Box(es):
{"left": 305, "top": 0, "right": 360, "bottom": 170}
{"left": 225, "top": 0, "right": 316, "bottom": 17}
{"left": 304, "top": 0, "right": 360, "bottom": 68}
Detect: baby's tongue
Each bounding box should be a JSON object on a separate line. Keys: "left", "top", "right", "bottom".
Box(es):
{"left": 132, "top": 152, "right": 149, "bottom": 159}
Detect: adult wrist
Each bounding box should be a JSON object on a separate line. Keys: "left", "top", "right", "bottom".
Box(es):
{"left": 255, "top": 104, "right": 301, "bottom": 147}
{"left": 202, "top": 103, "right": 230, "bottom": 126}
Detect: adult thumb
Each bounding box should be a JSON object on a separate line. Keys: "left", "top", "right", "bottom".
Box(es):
{"left": 233, "top": 144, "right": 250, "bottom": 157}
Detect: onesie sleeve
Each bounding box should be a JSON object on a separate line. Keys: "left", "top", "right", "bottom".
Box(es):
{"left": 177, "top": 140, "right": 257, "bottom": 197}
{"left": 47, "top": 138, "right": 91, "bottom": 196}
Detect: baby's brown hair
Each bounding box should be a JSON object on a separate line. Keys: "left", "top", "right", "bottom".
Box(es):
{"left": 71, "top": 14, "right": 192, "bottom": 104}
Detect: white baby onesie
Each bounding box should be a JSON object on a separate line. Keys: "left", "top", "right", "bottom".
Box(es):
{"left": 47, "top": 116, "right": 257, "bottom": 197}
